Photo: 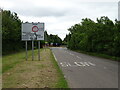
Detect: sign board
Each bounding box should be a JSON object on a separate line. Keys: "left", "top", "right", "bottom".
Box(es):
{"left": 22, "top": 22, "right": 44, "bottom": 41}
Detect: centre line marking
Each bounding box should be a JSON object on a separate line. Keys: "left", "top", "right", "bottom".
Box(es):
{"left": 77, "top": 56, "right": 82, "bottom": 59}
{"left": 70, "top": 53, "right": 74, "bottom": 56}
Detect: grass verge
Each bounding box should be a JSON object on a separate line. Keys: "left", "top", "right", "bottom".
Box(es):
{"left": 2, "top": 48, "right": 69, "bottom": 88}
{"left": 2, "top": 50, "right": 32, "bottom": 73}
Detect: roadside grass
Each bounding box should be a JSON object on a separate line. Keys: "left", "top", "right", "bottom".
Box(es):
{"left": 0, "top": 57, "right": 2, "bottom": 90}
{"left": 73, "top": 50, "right": 120, "bottom": 61}
{"left": 2, "top": 48, "right": 69, "bottom": 88}
{"left": 0, "top": 57, "right": 2, "bottom": 74}
{"left": 2, "top": 50, "right": 32, "bottom": 73}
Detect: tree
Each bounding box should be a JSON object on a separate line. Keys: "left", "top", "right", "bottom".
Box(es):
{"left": 2, "top": 10, "right": 23, "bottom": 55}
{"left": 64, "top": 16, "right": 120, "bottom": 57}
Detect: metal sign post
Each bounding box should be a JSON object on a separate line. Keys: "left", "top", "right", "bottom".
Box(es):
{"left": 26, "top": 41, "right": 28, "bottom": 61}
{"left": 22, "top": 22, "right": 44, "bottom": 61}
{"left": 32, "top": 40, "right": 34, "bottom": 61}
{"left": 38, "top": 41, "right": 40, "bottom": 60}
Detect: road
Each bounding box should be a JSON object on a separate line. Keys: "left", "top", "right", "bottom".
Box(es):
{"left": 51, "top": 47, "right": 118, "bottom": 88}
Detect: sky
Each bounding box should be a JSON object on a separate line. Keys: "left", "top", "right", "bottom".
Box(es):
{"left": 0, "top": 0, "right": 119, "bottom": 40}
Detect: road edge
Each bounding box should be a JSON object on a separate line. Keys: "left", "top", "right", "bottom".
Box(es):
{"left": 50, "top": 48, "right": 69, "bottom": 88}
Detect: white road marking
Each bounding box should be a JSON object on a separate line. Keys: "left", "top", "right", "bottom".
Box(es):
{"left": 74, "top": 62, "right": 83, "bottom": 66}
{"left": 53, "top": 53, "right": 57, "bottom": 61}
{"left": 68, "top": 62, "right": 72, "bottom": 66}
{"left": 60, "top": 63, "right": 64, "bottom": 67}
{"left": 70, "top": 53, "right": 74, "bottom": 56}
{"left": 60, "top": 62, "right": 96, "bottom": 67}
{"left": 64, "top": 75, "right": 66, "bottom": 78}
{"left": 65, "top": 51, "right": 68, "bottom": 53}
{"left": 78, "top": 62, "right": 86, "bottom": 66}
{"left": 77, "top": 56, "right": 82, "bottom": 59}
{"left": 60, "top": 62, "right": 69, "bottom": 67}
{"left": 88, "top": 62, "right": 96, "bottom": 66}
{"left": 84, "top": 62, "right": 90, "bottom": 66}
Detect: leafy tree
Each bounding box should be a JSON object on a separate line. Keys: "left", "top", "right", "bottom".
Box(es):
{"left": 65, "top": 16, "right": 120, "bottom": 57}
{"left": 2, "top": 10, "right": 23, "bottom": 55}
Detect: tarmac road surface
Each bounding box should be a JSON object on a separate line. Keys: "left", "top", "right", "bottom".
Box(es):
{"left": 51, "top": 47, "right": 118, "bottom": 88}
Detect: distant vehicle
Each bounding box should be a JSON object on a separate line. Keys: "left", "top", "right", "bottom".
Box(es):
{"left": 53, "top": 43, "right": 61, "bottom": 47}
{"left": 48, "top": 43, "right": 61, "bottom": 47}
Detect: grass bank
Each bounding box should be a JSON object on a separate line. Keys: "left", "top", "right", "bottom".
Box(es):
{"left": 2, "top": 48, "right": 69, "bottom": 88}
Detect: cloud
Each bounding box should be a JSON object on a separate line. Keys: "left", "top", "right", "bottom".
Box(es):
{"left": 1, "top": 0, "right": 118, "bottom": 40}
{"left": 16, "top": 7, "right": 68, "bottom": 17}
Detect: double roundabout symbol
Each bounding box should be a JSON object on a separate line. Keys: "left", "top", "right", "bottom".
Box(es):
{"left": 32, "top": 26, "right": 39, "bottom": 32}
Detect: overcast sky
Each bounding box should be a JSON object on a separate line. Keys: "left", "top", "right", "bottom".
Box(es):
{"left": 0, "top": 0, "right": 119, "bottom": 40}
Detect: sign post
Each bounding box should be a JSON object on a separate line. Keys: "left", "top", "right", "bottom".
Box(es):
{"left": 26, "top": 41, "right": 28, "bottom": 61}
{"left": 32, "top": 40, "right": 34, "bottom": 61}
{"left": 38, "top": 41, "right": 40, "bottom": 60}
{"left": 22, "top": 22, "right": 44, "bottom": 61}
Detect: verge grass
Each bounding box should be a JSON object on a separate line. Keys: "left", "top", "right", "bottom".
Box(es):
{"left": 2, "top": 48, "right": 69, "bottom": 88}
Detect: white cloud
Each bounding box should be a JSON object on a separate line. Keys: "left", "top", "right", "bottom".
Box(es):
{"left": 0, "top": 0, "right": 119, "bottom": 40}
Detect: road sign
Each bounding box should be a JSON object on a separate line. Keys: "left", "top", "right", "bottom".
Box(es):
{"left": 32, "top": 26, "right": 39, "bottom": 32}
{"left": 22, "top": 22, "right": 44, "bottom": 41}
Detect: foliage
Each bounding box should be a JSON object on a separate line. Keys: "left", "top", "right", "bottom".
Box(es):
{"left": 64, "top": 16, "right": 120, "bottom": 57}
{"left": 2, "top": 10, "right": 62, "bottom": 55}
{"left": 44, "top": 31, "right": 62, "bottom": 44}
{"left": 2, "top": 10, "right": 24, "bottom": 55}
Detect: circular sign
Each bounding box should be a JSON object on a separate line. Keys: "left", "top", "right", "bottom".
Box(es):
{"left": 32, "top": 26, "right": 39, "bottom": 32}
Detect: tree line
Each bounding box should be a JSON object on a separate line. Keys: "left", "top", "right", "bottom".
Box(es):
{"left": 64, "top": 17, "right": 120, "bottom": 57}
{"left": 2, "top": 10, "right": 62, "bottom": 55}
{"left": 44, "top": 31, "right": 62, "bottom": 45}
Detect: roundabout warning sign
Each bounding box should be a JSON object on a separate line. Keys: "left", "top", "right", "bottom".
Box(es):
{"left": 22, "top": 22, "right": 44, "bottom": 41}
{"left": 21, "top": 22, "right": 45, "bottom": 61}
{"left": 32, "top": 26, "right": 39, "bottom": 32}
